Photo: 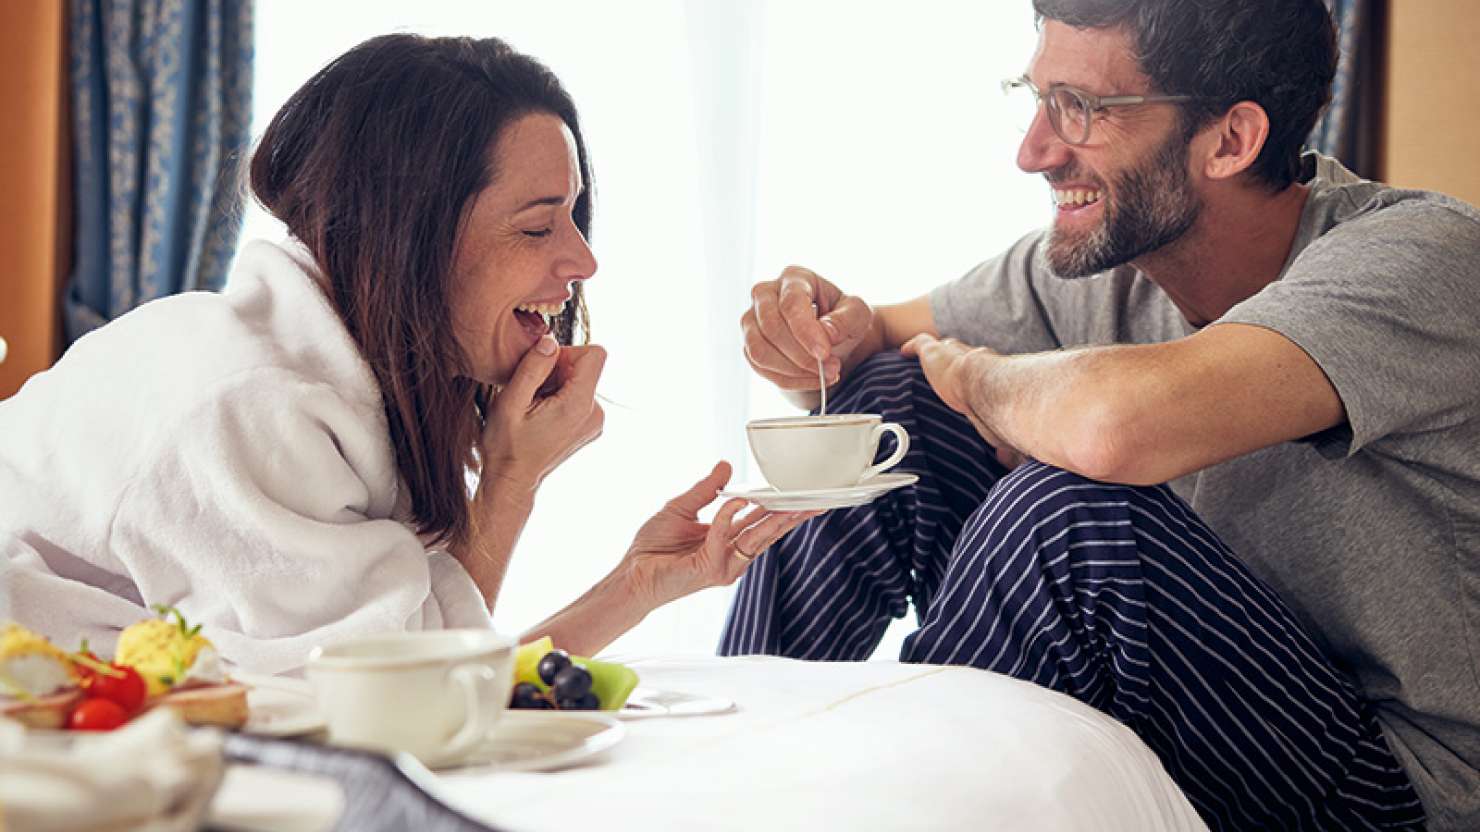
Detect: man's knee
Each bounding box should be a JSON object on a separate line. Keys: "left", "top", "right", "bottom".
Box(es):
{"left": 970, "top": 460, "right": 1150, "bottom": 539}
{"left": 968, "top": 460, "right": 1204, "bottom": 573}
{"left": 841, "top": 351, "right": 923, "bottom": 392}
{"left": 827, "top": 351, "right": 929, "bottom": 415}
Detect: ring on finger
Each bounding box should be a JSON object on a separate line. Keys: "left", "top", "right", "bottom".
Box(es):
{"left": 732, "top": 544, "right": 757, "bottom": 563}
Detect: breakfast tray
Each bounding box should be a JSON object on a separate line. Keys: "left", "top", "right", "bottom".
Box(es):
{"left": 214, "top": 732, "right": 503, "bottom": 832}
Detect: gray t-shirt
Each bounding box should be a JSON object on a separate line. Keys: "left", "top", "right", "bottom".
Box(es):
{"left": 931, "top": 153, "right": 1480, "bottom": 830}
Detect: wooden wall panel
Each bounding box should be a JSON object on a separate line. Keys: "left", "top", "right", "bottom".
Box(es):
{"left": 0, "top": 1, "right": 67, "bottom": 400}
{"left": 1383, "top": 0, "right": 1480, "bottom": 204}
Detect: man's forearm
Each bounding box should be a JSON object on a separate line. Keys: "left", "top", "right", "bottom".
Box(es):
{"left": 961, "top": 346, "right": 1127, "bottom": 480}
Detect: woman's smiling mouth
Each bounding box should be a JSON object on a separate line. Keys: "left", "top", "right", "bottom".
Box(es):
{"left": 513, "top": 300, "right": 566, "bottom": 339}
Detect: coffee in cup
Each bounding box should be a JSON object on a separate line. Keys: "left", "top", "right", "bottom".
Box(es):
{"left": 746, "top": 413, "right": 910, "bottom": 491}
{"left": 306, "top": 629, "right": 514, "bottom": 765}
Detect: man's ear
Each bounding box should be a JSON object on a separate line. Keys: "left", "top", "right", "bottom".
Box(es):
{"left": 1200, "top": 100, "right": 1270, "bottom": 181}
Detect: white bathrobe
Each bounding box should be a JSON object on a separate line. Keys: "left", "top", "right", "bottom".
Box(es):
{"left": 0, "top": 240, "right": 491, "bottom": 673}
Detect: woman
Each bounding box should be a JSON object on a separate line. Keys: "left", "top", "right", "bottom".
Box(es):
{"left": 0, "top": 34, "right": 810, "bottom": 672}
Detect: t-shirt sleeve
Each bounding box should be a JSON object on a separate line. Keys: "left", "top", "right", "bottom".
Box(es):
{"left": 1219, "top": 199, "right": 1480, "bottom": 456}
{"left": 930, "top": 230, "right": 1066, "bottom": 354}
{"left": 108, "top": 368, "right": 491, "bottom": 675}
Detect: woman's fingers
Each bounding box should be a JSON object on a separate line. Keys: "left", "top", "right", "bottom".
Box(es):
{"left": 706, "top": 498, "right": 749, "bottom": 545}
{"left": 665, "top": 461, "right": 733, "bottom": 518}
{"left": 722, "top": 508, "right": 820, "bottom": 577}
{"left": 550, "top": 344, "right": 607, "bottom": 408}
{"left": 499, "top": 334, "right": 562, "bottom": 409}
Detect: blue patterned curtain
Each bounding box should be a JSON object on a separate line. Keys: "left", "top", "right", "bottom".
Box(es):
{"left": 66, "top": 0, "right": 253, "bottom": 344}
{"left": 1309, "top": 0, "right": 1381, "bottom": 178}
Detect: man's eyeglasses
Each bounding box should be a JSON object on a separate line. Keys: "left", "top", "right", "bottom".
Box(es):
{"left": 1000, "top": 75, "right": 1199, "bottom": 146}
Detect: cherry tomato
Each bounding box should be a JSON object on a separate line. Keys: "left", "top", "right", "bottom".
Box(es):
{"left": 83, "top": 664, "right": 147, "bottom": 714}
{"left": 68, "top": 698, "right": 129, "bottom": 731}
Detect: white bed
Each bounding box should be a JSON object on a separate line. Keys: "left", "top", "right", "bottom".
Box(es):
{"left": 429, "top": 654, "right": 1208, "bottom": 831}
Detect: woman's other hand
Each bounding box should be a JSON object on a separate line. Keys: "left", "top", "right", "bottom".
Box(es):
{"left": 621, "top": 461, "right": 819, "bottom": 609}
{"left": 479, "top": 333, "right": 606, "bottom": 496}
{"left": 518, "top": 461, "right": 820, "bottom": 657}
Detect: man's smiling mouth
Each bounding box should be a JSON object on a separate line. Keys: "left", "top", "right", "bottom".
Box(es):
{"left": 1053, "top": 188, "right": 1104, "bottom": 209}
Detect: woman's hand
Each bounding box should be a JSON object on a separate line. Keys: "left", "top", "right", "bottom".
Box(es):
{"left": 517, "top": 461, "right": 819, "bottom": 657}
{"left": 479, "top": 334, "right": 606, "bottom": 497}
{"left": 620, "top": 461, "right": 819, "bottom": 609}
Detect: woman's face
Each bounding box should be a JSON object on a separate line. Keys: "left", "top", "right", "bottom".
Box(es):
{"left": 450, "top": 112, "right": 597, "bottom": 386}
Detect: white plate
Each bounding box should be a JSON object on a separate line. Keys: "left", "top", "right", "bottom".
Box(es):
{"left": 719, "top": 472, "right": 919, "bottom": 511}
{"left": 234, "top": 672, "right": 325, "bottom": 738}
{"left": 431, "top": 710, "right": 624, "bottom": 772}
{"left": 619, "top": 687, "right": 735, "bottom": 720}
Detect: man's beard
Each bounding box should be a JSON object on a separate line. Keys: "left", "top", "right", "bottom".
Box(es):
{"left": 1045, "top": 131, "right": 1202, "bottom": 278}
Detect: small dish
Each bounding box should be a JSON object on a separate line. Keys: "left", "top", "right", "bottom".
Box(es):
{"left": 619, "top": 687, "right": 735, "bottom": 720}
{"left": 719, "top": 472, "right": 918, "bottom": 511}
{"left": 431, "top": 710, "right": 624, "bottom": 772}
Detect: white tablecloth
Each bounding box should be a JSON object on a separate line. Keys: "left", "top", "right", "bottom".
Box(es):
{"left": 428, "top": 655, "right": 1208, "bottom": 832}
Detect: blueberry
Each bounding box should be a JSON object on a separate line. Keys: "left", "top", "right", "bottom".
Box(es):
{"left": 552, "top": 665, "right": 592, "bottom": 701}
{"left": 554, "top": 693, "right": 598, "bottom": 710}
{"left": 510, "top": 682, "right": 545, "bottom": 709}
{"left": 537, "top": 650, "right": 572, "bottom": 685}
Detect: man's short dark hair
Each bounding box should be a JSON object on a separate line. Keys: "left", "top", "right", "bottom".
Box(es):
{"left": 1032, "top": 0, "right": 1337, "bottom": 190}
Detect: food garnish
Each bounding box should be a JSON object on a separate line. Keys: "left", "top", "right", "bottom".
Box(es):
{"left": 116, "top": 605, "right": 219, "bottom": 696}
{"left": 509, "top": 637, "right": 638, "bottom": 711}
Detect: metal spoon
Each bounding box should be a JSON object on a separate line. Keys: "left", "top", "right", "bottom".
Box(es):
{"left": 818, "top": 356, "right": 828, "bottom": 416}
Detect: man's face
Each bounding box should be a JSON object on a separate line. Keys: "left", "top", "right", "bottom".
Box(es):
{"left": 1016, "top": 21, "right": 1202, "bottom": 277}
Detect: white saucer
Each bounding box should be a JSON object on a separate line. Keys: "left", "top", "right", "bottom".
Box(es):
{"left": 619, "top": 687, "right": 735, "bottom": 720}
{"left": 719, "top": 472, "right": 919, "bottom": 511}
{"left": 432, "top": 710, "right": 624, "bottom": 772}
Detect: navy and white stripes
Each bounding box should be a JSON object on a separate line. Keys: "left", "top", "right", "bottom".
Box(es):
{"left": 720, "top": 352, "right": 1425, "bottom": 831}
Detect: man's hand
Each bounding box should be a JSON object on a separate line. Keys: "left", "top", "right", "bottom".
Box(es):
{"left": 902, "top": 334, "right": 1025, "bottom": 469}
{"left": 741, "top": 266, "right": 874, "bottom": 392}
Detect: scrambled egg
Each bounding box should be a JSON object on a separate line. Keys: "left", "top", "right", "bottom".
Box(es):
{"left": 115, "top": 616, "right": 221, "bottom": 697}
{"left": 0, "top": 623, "right": 76, "bottom": 699}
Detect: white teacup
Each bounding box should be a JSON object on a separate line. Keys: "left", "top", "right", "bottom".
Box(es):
{"left": 306, "top": 629, "right": 514, "bottom": 765}
{"left": 747, "top": 413, "right": 910, "bottom": 491}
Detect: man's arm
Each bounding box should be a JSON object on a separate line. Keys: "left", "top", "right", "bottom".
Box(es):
{"left": 955, "top": 322, "right": 1345, "bottom": 484}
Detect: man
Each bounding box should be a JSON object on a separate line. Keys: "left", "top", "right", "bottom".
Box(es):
{"left": 722, "top": 1, "right": 1480, "bottom": 830}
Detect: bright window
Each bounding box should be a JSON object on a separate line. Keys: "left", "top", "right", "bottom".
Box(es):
{"left": 243, "top": 1, "right": 1042, "bottom": 657}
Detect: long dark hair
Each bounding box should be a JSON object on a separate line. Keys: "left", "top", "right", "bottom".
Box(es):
{"left": 1033, "top": 0, "right": 1336, "bottom": 190}
{"left": 250, "top": 34, "right": 593, "bottom": 548}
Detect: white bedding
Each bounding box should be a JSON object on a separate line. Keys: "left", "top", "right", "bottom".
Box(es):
{"left": 431, "top": 655, "right": 1208, "bottom": 831}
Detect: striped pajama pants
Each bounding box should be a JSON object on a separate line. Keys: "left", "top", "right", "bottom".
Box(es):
{"left": 720, "top": 352, "right": 1426, "bottom": 831}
